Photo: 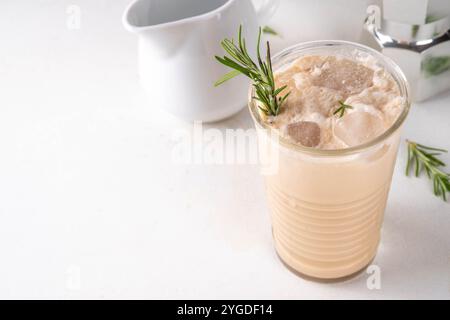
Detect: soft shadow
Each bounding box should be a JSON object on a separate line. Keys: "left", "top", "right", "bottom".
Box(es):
{"left": 203, "top": 107, "right": 254, "bottom": 130}
{"left": 413, "top": 89, "right": 450, "bottom": 107}
{"left": 375, "top": 200, "right": 450, "bottom": 296}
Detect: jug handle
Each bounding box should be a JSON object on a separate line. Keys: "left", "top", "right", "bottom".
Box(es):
{"left": 255, "top": 0, "right": 280, "bottom": 22}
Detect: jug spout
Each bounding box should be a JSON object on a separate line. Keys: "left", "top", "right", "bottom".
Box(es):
{"left": 123, "top": 0, "right": 156, "bottom": 34}
{"left": 123, "top": 0, "right": 201, "bottom": 57}
{"left": 123, "top": 0, "right": 235, "bottom": 31}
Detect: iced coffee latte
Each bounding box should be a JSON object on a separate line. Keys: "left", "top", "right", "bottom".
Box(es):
{"left": 249, "top": 42, "right": 410, "bottom": 280}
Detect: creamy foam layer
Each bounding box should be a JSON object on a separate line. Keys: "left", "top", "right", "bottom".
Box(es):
{"left": 263, "top": 54, "right": 404, "bottom": 150}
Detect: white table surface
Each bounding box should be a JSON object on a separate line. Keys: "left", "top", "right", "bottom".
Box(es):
{"left": 0, "top": 1, "right": 449, "bottom": 300}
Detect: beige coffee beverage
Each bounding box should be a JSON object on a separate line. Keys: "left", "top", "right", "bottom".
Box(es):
{"left": 249, "top": 42, "right": 410, "bottom": 280}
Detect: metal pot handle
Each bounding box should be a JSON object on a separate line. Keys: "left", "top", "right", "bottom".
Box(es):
{"left": 365, "top": 5, "right": 382, "bottom": 35}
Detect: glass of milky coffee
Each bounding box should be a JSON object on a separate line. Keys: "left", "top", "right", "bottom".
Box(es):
{"left": 249, "top": 41, "right": 410, "bottom": 281}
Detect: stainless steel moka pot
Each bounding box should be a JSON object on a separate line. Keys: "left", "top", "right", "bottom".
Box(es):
{"left": 363, "top": 2, "right": 450, "bottom": 102}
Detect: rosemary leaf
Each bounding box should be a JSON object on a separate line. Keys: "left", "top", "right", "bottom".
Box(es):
{"left": 262, "top": 26, "right": 280, "bottom": 37}
{"left": 333, "top": 101, "right": 354, "bottom": 118}
{"left": 214, "top": 70, "right": 242, "bottom": 87}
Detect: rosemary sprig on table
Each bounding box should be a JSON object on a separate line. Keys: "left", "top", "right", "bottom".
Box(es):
{"left": 333, "top": 101, "right": 354, "bottom": 118}
{"left": 406, "top": 140, "right": 450, "bottom": 201}
{"left": 214, "top": 26, "right": 290, "bottom": 116}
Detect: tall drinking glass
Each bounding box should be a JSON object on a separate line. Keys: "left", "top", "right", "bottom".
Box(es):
{"left": 249, "top": 41, "right": 410, "bottom": 281}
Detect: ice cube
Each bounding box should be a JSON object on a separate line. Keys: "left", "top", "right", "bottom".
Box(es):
{"left": 334, "top": 111, "right": 385, "bottom": 147}
{"left": 293, "top": 73, "right": 311, "bottom": 89}
{"left": 295, "top": 56, "right": 328, "bottom": 72}
{"left": 286, "top": 121, "right": 321, "bottom": 147}
{"left": 299, "top": 86, "right": 344, "bottom": 116}
{"left": 312, "top": 58, "right": 374, "bottom": 95}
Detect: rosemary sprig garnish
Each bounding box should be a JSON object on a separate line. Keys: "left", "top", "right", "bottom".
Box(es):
{"left": 333, "top": 101, "right": 354, "bottom": 118}
{"left": 214, "top": 26, "right": 290, "bottom": 116}
{"left": 406, "top": 140, "right": 450, "bottom": 201}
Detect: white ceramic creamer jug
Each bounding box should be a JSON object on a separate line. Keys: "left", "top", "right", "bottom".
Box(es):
{"left": 123, "top": 0, "right": 279, "bottom": 122}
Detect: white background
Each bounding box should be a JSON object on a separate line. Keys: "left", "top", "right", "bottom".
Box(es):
{"left": 0, "top": 0, "right": 449, "bottom": 299}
